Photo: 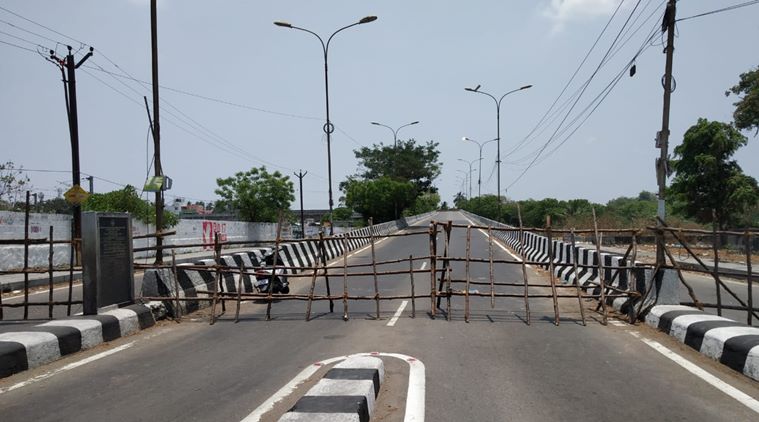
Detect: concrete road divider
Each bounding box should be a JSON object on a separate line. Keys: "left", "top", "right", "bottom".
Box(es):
{"left": 646, "top": 305, "right": 759, "bottom": 381}
{"left": 279, "top": 356, "right": 384, "bottom": 422}
{"left": 0, "top": 304, "right": 154, "bottom": 379}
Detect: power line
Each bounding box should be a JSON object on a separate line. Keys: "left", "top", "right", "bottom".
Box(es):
{"left": 677, "top": 0, "right": 759, "bottom": 22}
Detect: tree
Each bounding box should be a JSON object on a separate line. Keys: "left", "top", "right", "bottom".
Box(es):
{"left": 405, "top": 191, "right": 440, "bottom": 216}
{"left": 726, "top": 65, "right": 759, "bottom": 135}
{"left": 670, "top": 118, "right": 759, "bottom": 229}
{"left": 0, "top": 161, "right": 31, "bottom": 208}
{"left": 354, "top": 139, "right": 441, "bottom": 192}
{"left": 83, "top": 185, "right": 178, "bottom": 228}
{"left": 215, "top": 166, "right": 294, "bottom": 222}
{"left": 342, "top": 177, "right": 416, "bottom": 223}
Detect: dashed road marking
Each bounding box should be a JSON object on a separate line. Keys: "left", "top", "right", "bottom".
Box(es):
{"left": 460, "top": 215, "right": 532, "bottom": 269}
{"left": 386, "top": 300, "right": 409, "bottom": 327}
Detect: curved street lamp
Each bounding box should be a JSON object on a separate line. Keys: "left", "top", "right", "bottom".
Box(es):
{"left": 370, "top": 120, "right": 419, "bottom": 148}
{"left": 275, "top": 16, "right": 378, "bottom": 234}
{"left": 462, "top": 136, "right": 497, "bottom": 198}
{"left": 465, "top": 84, "right": 532, "bottom": 215}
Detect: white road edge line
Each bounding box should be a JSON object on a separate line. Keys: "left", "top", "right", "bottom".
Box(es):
{"left": 0, "top": 341, "right": 135, "bottom": 395}
{"left": 386, "top": 300, "right": 409, "bottom": 327}
{"left": 241, "top": 352, "right": 425, "bottom": 422}
{"left": 461, "top": 215, "right": 532, "bottom": 269}
{"left": 629, "top": 332, "right": 759, "bottom": 414}
{"left": 420, "top": 262, "right": 428, "bottom": 271}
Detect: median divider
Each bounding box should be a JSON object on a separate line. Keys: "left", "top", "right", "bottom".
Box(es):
{"left": 0, "top": 303, "right": 154, "bottom": 379}
{"left": 279, "top": 356, "right": 384, "bottom": 422}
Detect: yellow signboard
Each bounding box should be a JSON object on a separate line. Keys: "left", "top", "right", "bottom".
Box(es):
{"left": 64, "top": 185, "right": 90, "bottom": 205}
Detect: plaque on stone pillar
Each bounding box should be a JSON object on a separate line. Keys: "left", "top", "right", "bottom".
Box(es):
{"left": 82, "top": 212, "right": 135, "bottom": 315}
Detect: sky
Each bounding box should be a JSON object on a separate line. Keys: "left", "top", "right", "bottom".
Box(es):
{"left": 1, "top": 0, "right": 758, "bottom": 211}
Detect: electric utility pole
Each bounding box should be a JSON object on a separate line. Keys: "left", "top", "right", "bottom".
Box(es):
{"left": 294, "top": 170, "right": 308, "bottom": 239}
{"left": 50, "top": 45, "right": 93, "bottom": 265}
{"left": 656, "top": 0, "right": 676, "bottom": 266}
{"left": 85, "top": 175, "right": 94, "bottom": 193}
{"left": 151, "top": 0, "right": 164, "bottom": 264}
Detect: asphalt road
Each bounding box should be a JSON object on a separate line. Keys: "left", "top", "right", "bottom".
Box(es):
{"left": 1, "top": 211, "right": 759, "bottom": 421}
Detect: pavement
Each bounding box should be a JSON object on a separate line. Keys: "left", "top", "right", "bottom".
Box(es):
{"left": 1, "top": 211, "right": 758, "bottom": 421}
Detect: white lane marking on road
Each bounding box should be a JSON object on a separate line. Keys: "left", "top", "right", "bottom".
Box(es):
{"left": 327, "top": 236, "right": 392, "bottom": 267}
{"left": 6, "top": 282, "right": 83, "bottom": 300}
{"left": 630, "top": 332, "right": 759, "bottom": 414}
{"left": 420, "top": 262, "right": 428, "bottom": 271}
{"left": 460, "top": 214, "right": 533, "bottom": 269}
{"left": 241, "top": 352, "right": 425, "bottom": 422}
{"left": 387, "top": 300, "right": 409, "bottom": 327}
{"left": 609, "top": 320, "right": 627, "bottom": 327}
{"left": 0, "top": 341, "right": 135, "bottom": 395}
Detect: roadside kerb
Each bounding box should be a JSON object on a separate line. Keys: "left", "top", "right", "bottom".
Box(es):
{"left": 0, "top": 303, "right": 155, "bottom": 379}
{"left": 646, "top": 305, "right": 759, "bottom": 381}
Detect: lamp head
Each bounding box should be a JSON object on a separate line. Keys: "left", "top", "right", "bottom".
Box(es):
{"left": 359, "top": 16, "right": 378, "bottom": 24}
{"left": 520, "top": 84, "right": 533, "bottom": 90}
{"left": 462, "top": 137, "right": 471, "bottom": 141}
{"left": 409, "top": 121, "right": 419, "bottom": 125}
{"left": 371, "top": 122, "right": 381, "bottom": 125}
{"left": 465, "top": 84, "right": 481, "bottom": 92}
{"left": 274, "top": 21, "right": 293, "bottom": 28}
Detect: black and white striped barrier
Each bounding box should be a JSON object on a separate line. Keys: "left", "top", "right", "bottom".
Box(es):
{"left": 280, "top": 356, "right": 384, "bottom": 422}
{"left": 646, "top": 305, "right": 759, "bottom": 382}
{"left": 0, "top": 304, "right": 155, "bottom": 379}
{"left": 459, "top": 210, "right": 678, "bottom": 315}
{"left": 141, "top": 213, "right": 436, "bottom": 318}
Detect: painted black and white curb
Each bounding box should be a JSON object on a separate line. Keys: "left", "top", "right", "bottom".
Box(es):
{"left": 279, "top": 356, "right": 384, "bottom": 422}
{"left": 0, "top": 304, "right": 155, "bottom": 379}
{"left": 646, "top": 305, "right": 759, "bottom": 382}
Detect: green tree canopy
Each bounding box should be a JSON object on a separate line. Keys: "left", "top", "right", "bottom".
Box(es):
{"left": 342, "top": 176, "right": 416, "bottom": 223}
{"left": 215, "top": 166, "right": 294, "bottom": 223}
{"left": 354, "top": 139, "right": 441, "bottom": 192}
{"left": 83, "top": 185, "right": 177, "bottom": 228}
{"left": 726, "top": 65, "right": 759, "bottom": 135}
{"left": 670, "top": 118, "right": 759, "bottom": 229}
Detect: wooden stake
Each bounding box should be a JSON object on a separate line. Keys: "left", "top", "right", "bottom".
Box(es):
{"left": 546, "top": 216, "right": 560, "bottom": 326}
{"left": 570, "top": 229, "right": 586, "bottom": 326}
{"left": 592, "top": 208, "right": 608, "bottom": 325}
{"left": 517, "top": 204, "right": 531, "bottom": 325}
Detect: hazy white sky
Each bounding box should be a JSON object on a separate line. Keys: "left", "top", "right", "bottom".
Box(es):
{"left": 2, "top": 0, "right": 758, "bottom": 210}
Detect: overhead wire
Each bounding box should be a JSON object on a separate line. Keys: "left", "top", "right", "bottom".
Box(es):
{"left": 677, "top": 0, "right": 759, "bottom": 22}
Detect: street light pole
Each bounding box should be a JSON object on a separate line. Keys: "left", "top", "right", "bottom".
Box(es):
{"left": 465, "top": 84, "right": 532, "bottom": 217}
{"left": 462, "top": 136, "right": 497, "bottom": 197}
{"left": 275, "top": 16, "right": 377, "bottom": 235}
{"left": 370, "top": 120, "right": 420, "bottom": 148}
{"left": 458, "top": 158, "right": 480, "bottom": 200}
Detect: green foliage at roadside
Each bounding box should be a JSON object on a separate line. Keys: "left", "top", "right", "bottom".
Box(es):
{"left": 726, "top": 65, "right": 759, "bottom": 135}
{"left": 670, "top": 118, "right": 759, "bottom": 230}
{"left": 215, "top": 166, "right": 294, "bottom": 223}
{"left": 83, "top": 185, "right": 177, "bottom": 228}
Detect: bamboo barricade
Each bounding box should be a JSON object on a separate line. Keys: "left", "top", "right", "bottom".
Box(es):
{"left": 342, "top": 236, "right": 349, "bottom": 321}
{"left": 369, "top": 218, "right": 381, "bottom": 320}
{"left": 409, "top": 255, "right": 416, "bottom": 318}
{"left": 591, "top": 209, "right": 608, "bottom": 325}
{"left": 429, "top": 221, "right": 438, "bottom": 318}
{"left": 545, "top": 216, "right": 561, "bottom": 326}
{"left": 464, "top": 225, "right": 472, "bottom": 323}
{"left": 569, "top": 229, "right": 587, "bottom": 326}
{"left": 517, "top": 204, "right": 531, "bottom": 325}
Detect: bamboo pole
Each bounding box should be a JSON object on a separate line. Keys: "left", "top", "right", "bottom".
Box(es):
{"left": 488, "top": 226, "right": 495, "bottom": 309}
{"left": 517, "top": 204, "right": 531, "bottom": 325}
{"left": 369, "top": 218, "right": 381, "bottom": 320}
{"left": 305, "top": 232, "right": 323, "bottom": 321}
{"left": 23, "top": 191, "right": 30, "bottom": 319}
{"left": 67, "top": 225, "right": 75, "bottom": 316}
{"left": 464, "top": 225, "right": 472, "bottom": 323}
{"left": 48, "top": 226, "right": 54, "bottom": 319}
{"left": 341, "top": 236, "right": 349, "bottom": 321}
{"left": 409, "top": 255, "right": 416, "bottom": 318}
{"left": 712, "top": 211, "right": 722, "bottom": 316}
{"left": 746, "top": 231, "right": 753, "bottom": 326}
{"left": 235, "top": 262, "right": 244, "bottom": 323}
{"left": 172, "top": 250, "right": 181, "bottom": 321}
{"left": 266, "top": 212, "right": 284, "bottom": 321}
{"left": 429, "top": 221, "right": 437, "bottom": 318}
{"left": 592, "top": 208, "right": 608, "bottom": 325}
{"left": 546, "top": 216, "right": 560, "bottom": 326}
{"left": 570, "top": 229, "right": 586, "bottom": 326}
{"left": 209, "top": 233, "right": 222, "bottom": 325}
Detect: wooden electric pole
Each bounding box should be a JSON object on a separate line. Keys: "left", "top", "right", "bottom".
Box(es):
{"left": 294, "top": 170, "right": 308, "bottom": 239}
{"left": 655, "top": 0, "right": 676, "bottom": 266}
{"left": 151, "top": 0, "right": 164, "bottom": 264}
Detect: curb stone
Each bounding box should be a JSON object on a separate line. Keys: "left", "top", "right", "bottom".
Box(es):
{"left": 279, "top": 356, "right": 384, "bottom": 422}
{"left": 0, "top": 303, "right": 155, "bottom": 379}
{"left": 646, "top": 305, "right": 759, "bottom": 381}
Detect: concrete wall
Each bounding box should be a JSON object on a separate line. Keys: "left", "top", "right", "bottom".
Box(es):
{"left": 0, "top": 211, "right": 73, "bottom": 271}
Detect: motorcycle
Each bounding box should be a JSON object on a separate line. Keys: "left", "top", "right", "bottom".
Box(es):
{"left": 252, "top": 252, "right": 290, "bottom": 294}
